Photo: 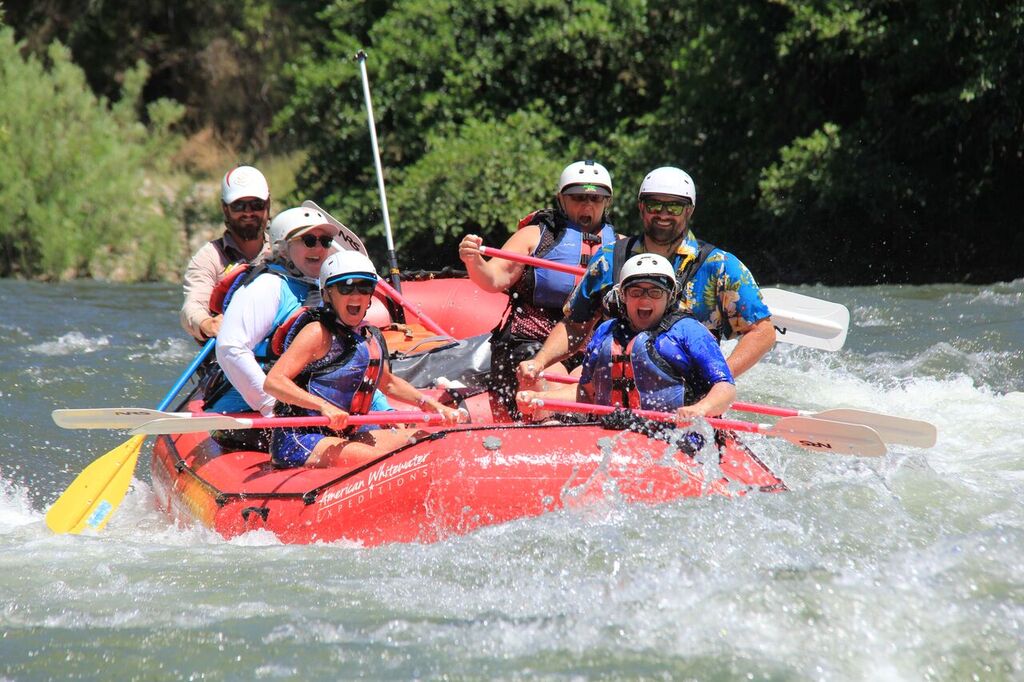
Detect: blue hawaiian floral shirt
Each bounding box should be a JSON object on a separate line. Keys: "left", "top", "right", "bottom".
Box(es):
{"left": 563, "top": 231, "right": 770, "bottom": 339}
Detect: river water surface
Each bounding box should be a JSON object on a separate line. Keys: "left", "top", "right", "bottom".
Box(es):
{"left": 1, "top": 278, "right": 1022, "bottom": 680}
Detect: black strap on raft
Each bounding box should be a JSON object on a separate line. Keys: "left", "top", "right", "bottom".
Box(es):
{"left": 598, "top": 408, "right": 706, "bottom": 457}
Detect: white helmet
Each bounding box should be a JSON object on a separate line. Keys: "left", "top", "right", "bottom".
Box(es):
{"left": 268, "top": 207, "right": 340, "bottom": 254}
{"left": 637, "top": 167, "right": 696, "bottom": 206}
{"left": 558, "top": 160, "right": 612, "bottom": 197}
{"left": 221, "top": 166, "right": 269, "bottom": 204}
{"left": 617, "top": 253, "right": 677, "bottom": 293}
{"left": 320, "top": 250, "right": 379, "bottom": 290}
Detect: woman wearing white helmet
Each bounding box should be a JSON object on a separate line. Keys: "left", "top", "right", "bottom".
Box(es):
{"left": 457, "top": 160, "right": 619, "bottom": 420}
{"left": 517, "top": 253, "right": 736, "bottom": 422}
{"left": 210, "top": 206, "right": 342, "bottom": 425}
{"left": 264, "top": 252, "right": 462, "bottom": 468}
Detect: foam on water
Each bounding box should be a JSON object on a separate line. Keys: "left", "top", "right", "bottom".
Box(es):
{"left": 0, "top": 476, "right": 41, "bottom": 531}
{"left": 2, "top": 279, "right": 1023, "bottom": 679}
{"left": 25, "top": 331, "right": 111, "bottom": 356}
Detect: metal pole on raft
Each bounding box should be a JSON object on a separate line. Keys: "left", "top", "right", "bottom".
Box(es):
{"left": 356, "top": 49, "right": 406, "bottom": 323}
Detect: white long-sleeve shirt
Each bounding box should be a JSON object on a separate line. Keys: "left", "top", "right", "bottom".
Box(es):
{"left": 214, "top": 273, "right": 288, "bottom": 416}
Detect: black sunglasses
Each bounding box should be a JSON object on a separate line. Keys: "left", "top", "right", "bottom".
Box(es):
{"left": 298, "top": 234, "right": 334, "bottom": 248}
{"left": 642, "top": 199, "right": 691, "bottom": 215}
{"left": 333, "top": 281, "right": 376, "bottom": 295}
{"left": 228, "top": 198, "right": 267, "bottom": 212}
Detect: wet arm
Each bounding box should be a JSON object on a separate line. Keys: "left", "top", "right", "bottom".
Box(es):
{"left": 458, "top": 227, "right": 536, "bottom": 292}
{"left": 726, "top": 318, "right": 776, "bottom": 377}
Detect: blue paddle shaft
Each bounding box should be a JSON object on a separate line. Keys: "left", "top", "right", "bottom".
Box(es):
{"left": 156, "top": 339, "right": 215, "bottom": 411}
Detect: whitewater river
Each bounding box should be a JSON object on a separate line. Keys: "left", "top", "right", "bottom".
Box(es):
{"left": 1, "top": 278, "right": 1022, "bottom": 680}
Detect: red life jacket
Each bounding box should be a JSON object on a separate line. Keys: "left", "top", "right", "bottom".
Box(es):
{"left": 609, "top": 336, "right": 642, "bottom": 410}
{"left": 208, "top": 263, "right": 252, "bottom": 315}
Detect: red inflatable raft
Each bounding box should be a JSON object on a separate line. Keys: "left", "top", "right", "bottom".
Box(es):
{"left": 151, "top": 414, "right": 785, "bottom": 546}
{"left": 149, "top": 276, "right": 786, "bottom": 545}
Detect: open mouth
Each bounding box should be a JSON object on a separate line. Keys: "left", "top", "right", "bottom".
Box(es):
{"left": 345, "top": 303, "right": 364, "bottom": 316}
{"left": 635, "top": 307, "right": 655, "bottom": 322}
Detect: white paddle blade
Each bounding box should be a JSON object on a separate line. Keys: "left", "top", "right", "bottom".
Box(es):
{"left": 131, "top": 416, "right": 256, "bottom": 435}
{"left": 761, "top": 288, "right": 850, "bottom": 352}
{"left": 301, "top": 200, "right": 368, "bottom": 255}
{"left": 769, "top": 416, "right": 887, "bottom": 457}
{"left": 816, "top": 409, "right": 937, "bottom": 448}
{"left": 52, "top": 408, "right": 190, "bottom": 430}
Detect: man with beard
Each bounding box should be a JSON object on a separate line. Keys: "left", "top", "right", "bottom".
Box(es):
{"left": 518, "top": 166, "right": 775, "bottom": 386}
{"left": 458, "top": 160, "right": 619, "bottom": 419}
{"left": 180, "top": 165, "right": 272, "bottom": 341}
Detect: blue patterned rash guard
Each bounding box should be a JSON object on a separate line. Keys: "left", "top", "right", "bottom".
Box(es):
{"left": 580, "top": 316, "right": 734, "bottom": 404}
{"left": 563, "top": 231, "right": 771, "bottom": 339}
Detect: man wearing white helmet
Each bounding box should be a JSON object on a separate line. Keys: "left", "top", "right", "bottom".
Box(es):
{"left": 180, "top": 165, "right": 272, "bottom": 341}
{"left": 516, "top": 253, "right": 735, "bottom": 421}
{"left": 457, "top": 160, "right": 619, "bottom": 419}
{"left": 264, "top": 252, "right": 462, "bottom": 468}
{"left": 520, "top": 166, "right": 775, "bottom": 384}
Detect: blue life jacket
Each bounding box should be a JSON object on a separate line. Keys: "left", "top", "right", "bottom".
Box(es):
{"left": 276, "top": 308, "right": 386, "bottom": 418}
{"left": 532, "top": 221, "right": 616, "bottom": 309}
{"left": 589, "top": 316, "right": 690, "bottom": 412}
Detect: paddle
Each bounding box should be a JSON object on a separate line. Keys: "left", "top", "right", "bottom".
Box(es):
{"left": 356, "top": 50, "right": 404, "bottom": 307}
{"left": 54, "top": 408, "right": 207, "bottom": 430}
{"left": 531, "top": 398, "right": 887, "bottom": 457}
{"left": 300, "top": 200, "right": 369, "bottom": 256}
{"left": 731, "top": 402, "right": 936, "bottom": 448}
{"left": 478, "top": 245, "right": 850, "bottom": 351}
{"left": 536, "top": 371, "right": 934, "bottom": 448}
{"left": 131, "top": 410, "right": 457, "bottom": 435}
{"left": 45, "top": 339, "right": 216, "bottom": 534}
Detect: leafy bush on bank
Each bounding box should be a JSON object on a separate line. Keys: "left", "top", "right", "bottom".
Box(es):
{"left": 0, "top": 26, "right": 184, "bottom": 281}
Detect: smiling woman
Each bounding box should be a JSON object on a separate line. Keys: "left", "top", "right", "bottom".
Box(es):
{"left": 263, "top": 251, "right": 462, "bottom": 469}
{"left": 206, "top": 207, "right": 341, "bottom": 432}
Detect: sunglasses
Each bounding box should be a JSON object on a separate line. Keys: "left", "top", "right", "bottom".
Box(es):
{"left": 228, "top": 199, "right": 267, "bottom": 213}
{"left": 298, "top": 234, "right": 334, "bottom": 248}
{"left": 642, "top": 199, "right": 690, "bottom": 216}
{"left": 566, "top": 194, "right": 606, "bottom": 204}
{"left": 333, "top": 281, "right": 376, "bottom": 296}
{"left": 624, "top": 286, "right": 667, "bottom": 300}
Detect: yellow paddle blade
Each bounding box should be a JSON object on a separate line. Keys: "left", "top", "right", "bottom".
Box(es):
{"left": 45, "top": 435, "right": 144, "bottom": 534}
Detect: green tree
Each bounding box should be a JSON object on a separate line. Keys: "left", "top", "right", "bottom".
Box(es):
{"left": 642, "top": 0, "right": 1024, "bottom": 283}
{"left": 0, "top": 27, "right": 183, "bottom": 280}
{"left": 279, "top": 0, "right": 656, "bottom": 265}
{"left": 5, "top": 0, "right": 322, "bottom": 150}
